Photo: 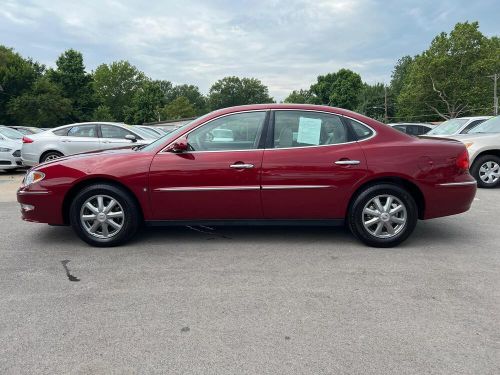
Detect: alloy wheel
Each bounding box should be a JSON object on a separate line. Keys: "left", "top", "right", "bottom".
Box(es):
{"left": 362, "top": 194, "right": 407, "bottom": 239}
{"left": 44, "top": 154, "right": 61, "bottom": 162}
{"left": 80, "top": 194, "right": 125, "bottom": 239}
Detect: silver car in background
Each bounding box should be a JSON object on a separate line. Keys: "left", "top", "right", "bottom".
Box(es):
{"left": 426, "top": 116, "right": 490, "bottom": 137}
{"left": 21, "top": 122, "right": 156, "bottom": 166}
{"left": 449, "top": 116, "right": 500, "bottom": 188}
{"left": 0, "top": 126, "right": 23, "bottom": 170}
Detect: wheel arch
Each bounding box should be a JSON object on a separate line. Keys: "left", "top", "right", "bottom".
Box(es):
{"left": 471, "top": 149, "right": 500, "bottom": 165}
{"left": 348, "top": 176, "right": 425, "bottom": 220}
{"left": 62, "top": 177, "right": 145, "bottom": 225}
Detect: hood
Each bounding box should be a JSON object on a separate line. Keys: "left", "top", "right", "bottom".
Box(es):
{"left": 35, "top": 146, "right": 139, "bottom": 169}
{"left": 448, "top": 133, "right": 500, "bottom": 142}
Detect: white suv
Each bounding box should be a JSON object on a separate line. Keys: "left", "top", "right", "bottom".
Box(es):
{"left": 450, "top": 116, "right": 500, "bottom": 188}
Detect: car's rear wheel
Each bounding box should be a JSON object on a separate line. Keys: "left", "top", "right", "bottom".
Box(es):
{"left": 470, "top": 155, "right": 500, "bottom": 188}
{"left": 41, "top": 151, "right": 63, "bottom": 163}
{"left": 69, "top": 183, "right": 141, "bottom": 247}
{"left": 348, "top": 184, "right": 418, "bottom": 248}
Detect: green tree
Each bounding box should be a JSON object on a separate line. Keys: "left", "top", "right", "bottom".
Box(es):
{"left": 356, "top": 83, "right": 393, "bottom": 122}
{"left": 92, "top": 61, "right": 146, "bottom": 121}
{"left": 397, "top": 22, "right": 500, "bottom": 121}
{"left": 92, "top": 105, "right": 114, "bottom": 121}
{"left": 125, "top": 80, "right": 165, "bottom": 123}
{"left": 283, "top": 89, "right": 317, "bottom": 104}
{"left": 390, "top": 56, "right": 413, "bottom": 100}
{"left": 165, "top": 84, "right": 207, "bottom": 115}
{"left": 208, "top": 76, "right": 274, "bottom": 110}
{"left": 7, "top": 77, "right": 72, "bottom": 127}
{"left": 160, "top": 96, "right": 196, "bottom": 120}
{"left": 310, "top": 69, "right": 363, "bottom": 109}
{"left": 47, "top": 49, "right": 95, "bottom": 122}
{"left": 0, "top": 46, "right": 42, "bottom": 125}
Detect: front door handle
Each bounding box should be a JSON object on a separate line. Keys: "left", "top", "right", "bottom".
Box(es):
{"left": 335, "top": 160, "right": 360, "bottom": 165}
{"left": 230, "top": 163, "right": 254, "bottom": 169}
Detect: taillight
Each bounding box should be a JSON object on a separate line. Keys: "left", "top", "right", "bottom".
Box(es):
{"left": 22, "top": 136, "right": 34, "bottom": 144}
{"left": 456, "top": 149, "right": 469, "bottom": 172}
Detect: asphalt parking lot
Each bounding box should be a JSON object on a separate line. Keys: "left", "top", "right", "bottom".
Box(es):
{"left": 0, "top": 170, "right": 499, "bottom": 374}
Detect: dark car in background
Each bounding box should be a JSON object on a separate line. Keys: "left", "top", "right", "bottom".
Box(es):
{"left": 389, "top": 123, "right": 435, "bottom": 136}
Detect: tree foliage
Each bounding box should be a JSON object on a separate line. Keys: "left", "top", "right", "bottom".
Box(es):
{"left": 283, "top": 89, "right": 317, "bottom": 104}
{"left": 310, "top": 69, "right": 363, "bottom": 110}
{"left": 47, "top": 49, "right": 95, "bottom": 122}
{"left": 7, "top": 77, "right": 72, "bottom": 127}
{"left": 397, "top": 22, "right": 500, "bottom": 120}
{"left": 0, "top": 46, "right": 42, "bottom": 124}
{"left": 160, "top": 96, "right": 197, "bottom": 120}
{"left": 92, "top": 61, "right": 147, "bottom": 121}
{"left": 208, "top": 76, "right": 274, "bottom": 110}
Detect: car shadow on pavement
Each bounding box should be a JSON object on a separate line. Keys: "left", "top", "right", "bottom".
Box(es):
{"left": 32, "top": 219, "right": 474, "bottom": 251}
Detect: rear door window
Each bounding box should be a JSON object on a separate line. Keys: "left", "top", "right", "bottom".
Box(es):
{"left": 67, "top": 125, "right": 97, "bottom": 137}
{"left": 272, "top": 111, "right": 348, "bottom": 148}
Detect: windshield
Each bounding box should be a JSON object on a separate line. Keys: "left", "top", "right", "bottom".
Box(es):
{"left": 140, "top": 116, "right": 211, "bottom": 152}
{"left": 0, "top": 127, "right": 23, "bottom": 140}
{"left": 137, "top": 126, "right": 162, "bottom": 138}
{"left": 427, "top": 118, "right": 468, "bottom": 135}
{"left": 468, "top": 116, "right": 500, "bottom": 134}
{"left": 124, "top": 125, "right": 156, "bottom": 140}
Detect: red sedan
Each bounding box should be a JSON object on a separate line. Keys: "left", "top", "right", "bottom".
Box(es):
{"left": 17, "top": 104, "right": 476, "bottom": 247}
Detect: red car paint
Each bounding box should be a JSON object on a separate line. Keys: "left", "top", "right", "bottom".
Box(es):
{"left": 17, "top": 104, "right": 476, "bottom": 226}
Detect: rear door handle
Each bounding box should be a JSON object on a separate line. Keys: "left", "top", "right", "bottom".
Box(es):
{"left": 335, "top": 160, "right": 360, "bottom": 165}
{"left": 230, "top": 163, "right": 254, "bottom": 169}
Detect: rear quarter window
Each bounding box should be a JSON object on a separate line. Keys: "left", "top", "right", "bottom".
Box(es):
{"left": 345, "top": 118, "right": 374, "bottom": 140}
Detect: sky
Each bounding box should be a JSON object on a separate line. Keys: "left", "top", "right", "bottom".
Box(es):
{"left": 1, "top": 0, "right": 498, "bottom": 101}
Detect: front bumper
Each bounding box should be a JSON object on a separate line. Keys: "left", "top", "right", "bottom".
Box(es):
{"left": 17, "top": 188, "right": 65, "bottom": 225}
{"left": 0, "top": 152, "right": 23, "bottom": 169}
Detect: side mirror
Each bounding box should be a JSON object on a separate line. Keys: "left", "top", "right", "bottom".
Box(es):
{"left": 125, "top": 134, "right": 137, "bottom": 143}
{"left": 167, "top": 137, "right": 189, "bottom": 153}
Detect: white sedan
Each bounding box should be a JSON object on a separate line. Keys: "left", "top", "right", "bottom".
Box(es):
{"left": 0, "top": 127, "right": 23, "bottom": 171}
{"left": 21, "top": 122, "right": 156, "bottom": 166}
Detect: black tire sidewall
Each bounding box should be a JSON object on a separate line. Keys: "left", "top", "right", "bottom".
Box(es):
{"left": 348, "top": 184, "right": 418, "bottom": 248}
{"left": 471, "top": 155, "right": 500, "bottom": 188}
{"left": 69, "top": 184, "right": 140, "bottom": 247}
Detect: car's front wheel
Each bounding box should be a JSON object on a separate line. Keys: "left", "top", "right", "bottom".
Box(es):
{"left": 470, "top": 155, "right": 500, "bottom": 188}
{"left": 69, "top": 183, "right": 141, "bottom": 247}
{"left": 348, "top": 184, "right": 418, "bottom": 248}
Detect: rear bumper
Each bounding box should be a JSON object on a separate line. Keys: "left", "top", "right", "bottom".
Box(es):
{"left": 423, "top": 178, "right": 477, "bottom": 219}
{"left": 21, "top": 153, "right": 39, "bottom": 167}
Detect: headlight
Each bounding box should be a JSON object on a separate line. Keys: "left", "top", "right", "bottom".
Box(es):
{"left": 464, "top": 142, "right": 474, "bottom": 149}
{"left": 0, "top": 147, "right": 12, "bottom": 152}
{"left": 24, "top": 171, "right": 45, "bottom": 186}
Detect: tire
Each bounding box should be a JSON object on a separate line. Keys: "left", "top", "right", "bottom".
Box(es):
{"left": 470, "top": 155, "right": 500, "bottom": 188}
{"left": 348, "top": 184, "right": 418, "bottom": 248}
{"left": 41, "top": 151, "right": 63, "bottom": 163}
{"left": 69, "top": 183, "right": 141, "bottom": 247}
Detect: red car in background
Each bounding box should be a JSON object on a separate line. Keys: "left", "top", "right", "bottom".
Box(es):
{"left": 17, "top": 104, "right": 476, "bottom": 248}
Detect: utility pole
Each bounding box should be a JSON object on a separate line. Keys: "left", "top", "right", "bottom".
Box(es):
{"left": 384, "top": 85, "right": 388, "bottom": 123}
{"left": 488, "top": 73, "right": 498, "bottom": 116}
